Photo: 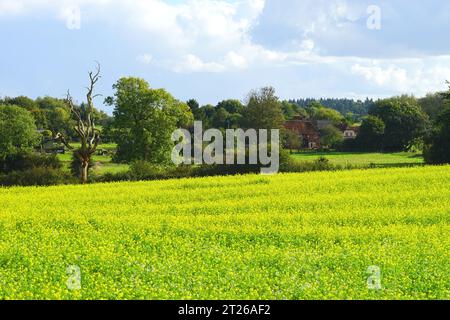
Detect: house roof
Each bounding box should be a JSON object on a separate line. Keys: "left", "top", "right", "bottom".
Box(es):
{"left": 284, "top": 119, "right": 320, "bottom": 137}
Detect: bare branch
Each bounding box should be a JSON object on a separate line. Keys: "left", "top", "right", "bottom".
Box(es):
{"left": 65, "top": 62, "right": 102, "bottom": 183}
{"left": 54, "top": 132, "right": 74, "bottom": 150}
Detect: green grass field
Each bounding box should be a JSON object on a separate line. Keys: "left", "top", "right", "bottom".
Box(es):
{"left": 0, "top": 166, "right": 448, "bottom": 299}
{"left": 57, "top": 143, "right": 129, "bottom": 175}
{"left": 291, "top": 152, "right": 423, "bottom": 167}
{"left": 58, "top": 148, "right": 421, "bottom": 177}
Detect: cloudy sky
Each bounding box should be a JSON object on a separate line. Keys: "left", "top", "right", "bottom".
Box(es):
{"left": 0, "top": 0, "right": 449, "bottom": 113}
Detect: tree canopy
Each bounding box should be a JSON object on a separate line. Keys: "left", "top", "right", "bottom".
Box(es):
{"left": 369, "top": 96, "right": 429, "bottom": 151}
{"left": 356, "top": 115, "right": 385, "bottom": 151}
{"left": 106, "top": 77, "right": 193, "bottom": 163}
{"left": 242, "top": 86, "right": 285, "bottom": 130}
{"left": 0, "top": 105, "right": 39, "bottom": 158}
{"left": 423, "top": 84, "right": 450, "bottom": 164}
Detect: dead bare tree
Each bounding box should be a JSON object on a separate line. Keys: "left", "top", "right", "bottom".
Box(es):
{"left": 56, "top": 63, "right": 102, "bottom": 184}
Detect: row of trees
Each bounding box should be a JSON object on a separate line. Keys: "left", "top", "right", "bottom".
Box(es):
{"left": 0, "top": 95, "right": 109, "bottom": 140}
{"left": 1, "top": 67, "right": 449, "bottom": 184}
{"left": 290, "top": 97, "right": 375, "bottom": 121}
{"left": 356, "top": 95, "right": 429, "bottom": 152}
{"left": 354, "top": 88, "right": 449, "bottom": 163}
{"left": 186, "top": 95, "right": 347, "bottom": 131}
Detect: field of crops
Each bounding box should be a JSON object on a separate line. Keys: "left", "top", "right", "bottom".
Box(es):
{"left": 0, "top": 166, "right": 449, "bottom": 300}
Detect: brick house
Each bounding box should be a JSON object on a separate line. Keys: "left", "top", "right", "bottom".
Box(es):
{"left": 284, "top": 117, "right": 361, "bottom": 149}
{"left": 284, "top": 116, "right": 321, "bottom": 149}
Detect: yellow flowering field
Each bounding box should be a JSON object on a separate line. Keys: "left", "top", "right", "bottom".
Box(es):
{"left": 0, "top": 166, "right": 449, "bottom": 300}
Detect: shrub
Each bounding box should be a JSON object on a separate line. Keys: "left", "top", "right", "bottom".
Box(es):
{"left": 313, "top": 156, "right": 333, "bottom": 170}
{"left": 338, "top": 138, "right": 358, "bottom": 152}
{"left": 0, "top": 167, "right": 73, "bottom": 187}
{"left": 93, "top": 171, "right": 131, "bottom": 183}
{"left": 280, "top": 156, "right": 336, "bottom": 173}
{"left": 168, "top": 165, "right": 195, "bottom": 179}
{"left": 192, "top": 164, "right": 260, "bottom": 177}
{"left": 129, "top": 161, "right": 168, "bottom": 181}
{"left": 0, "top": 152, "right": 62, "bottom": 174}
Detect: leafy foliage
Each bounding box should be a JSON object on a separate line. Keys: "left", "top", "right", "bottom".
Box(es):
{"left": 0, "top": 152, "right": 61, "bottom": 174}
{"left": 319, "top": 125, "right": 344, "bottom": 149}
{"left": 290, "top": 97, "right": 375, "bottom": 120}
{"left": 356, "top": 116, "right": 385, "bottom": 151}
{"left": 0, "top": 105, "right": 39, "bottom": 158}
{"left": 423, "top": 96, "right": 450, "bottom": 164}
{"left": 242, "top": 86, "right": 285, "bottom": 130}
{"left": 106, "top": 77, "right": 193, "bottom": 164}
{"left": 283, "top": 129, "right": 302, "bottom": 153}
{"left": 369, "top": 96, "right": 429, "bottom": 151}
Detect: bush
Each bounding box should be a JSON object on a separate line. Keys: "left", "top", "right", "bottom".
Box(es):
{"left": 338, "top": 138, "right": 358, "bottom": 152}
{"left": 93, "top": 149, "right": 346, "bottom": 184}
{"left": 168, "top": 165, "right": 195, "bottom": 179}
{"left": 0, "top": 152, "right": 62, "bottom": 174}
{"left": 280, "top": 156, "right": 337, "bottom": 173}
{"left": 0, "top": 167, "right": 73, "bottom": 187}
{"left": 192, "top": 164, "right": 260, "bottom": 177}
{"left": 129, "top": 161, "right": 169, "bottom": 181}
{"left": 93, "top": 171, "right": 131, "bottom": 183}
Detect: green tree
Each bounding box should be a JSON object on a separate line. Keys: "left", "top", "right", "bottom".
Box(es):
{"left": 423, "top": 107, "right": 450, "bottom": 164}
{"left": 320, "top": 125, "right": 344, "bottom": 149}
{"left": 1, "top": 96, "right": 48, "bottom": 129}
{"left": 164, "top": 99, "right": 194, "bottom": 128}
{"left": 369, "top": 96, "right": 429, "bottom": 151}
{"left": 106, "top": 77, "right": 193, "bottom": 164}
{"left": 217, "top": 99, "right": 244, "bottom": 114}
{"left": 46, "top": 106, "right": 72, "bottom": 137}
{"left": 356, "top": 115, "right": 385, "bottom": 151}
{"left": 281, "top": 101, "right": 298, "bottom": 120}
{"left": 419, "top": 93, "right": 445, "bottom": 120}
{"left": 344, "top": 112, "right": 357, "bottom": 124}
{"left": 283, "top": 129, "right": 301, "bottom": 153}
{"left": 227, "top": 113, "right": 243, "bottom": 129}
{"left": 194, "top": 104, "right": 216, "bottom": 128}
{"left": 423, "top": 84, "right": 450, "bottom": 164}
{"left": 0, "top": 105, "right": 39, "bottom": 158}
{"left": 187, "top": 99, "right": 201, "bottom": 122}
{"left": 187, "top": 99, "right": 200, "bottom": 113}
{"left": 242, "top": 86, "right": 285, "bottom": 130}
{"left": 308, "top": 102, "right": 344, "bottom": 124}
{"left": 212, "top": 107, "right": 230, "bottom": 128}
{"left": 37, "top": 97, "right": 74, "bottom": 136}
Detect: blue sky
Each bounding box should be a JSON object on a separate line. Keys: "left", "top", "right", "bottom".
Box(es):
{"left": 0, "top": 0, "right": 449, "bottom": 114}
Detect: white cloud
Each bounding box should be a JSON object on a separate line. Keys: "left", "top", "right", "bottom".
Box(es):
{"left": 0, "top": 0, "right": 24, "bottom": 16}
{"left": 59, "top": 5, "right": 81, "bottom": 30}
{"left": 350, "top": 57, "right": 450, "bottom": 95}
{"left": 1, "top": 0, "right": 450, "bottom": 99}
{"left": 225, "top": 51, "right": 248, "bottom": 69}
{"left": 351, "top": 63, "right": 408, "bottom": 90}
{"left": 137, "top": 54, "right": 153, "bottom": 65}
{"left": 173, "top": 54, "right": 226, "bottom": 73}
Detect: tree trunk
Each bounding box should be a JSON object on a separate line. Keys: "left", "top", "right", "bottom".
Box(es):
{"left": 80, "top": 158, "right": 89, "bottom": 184}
